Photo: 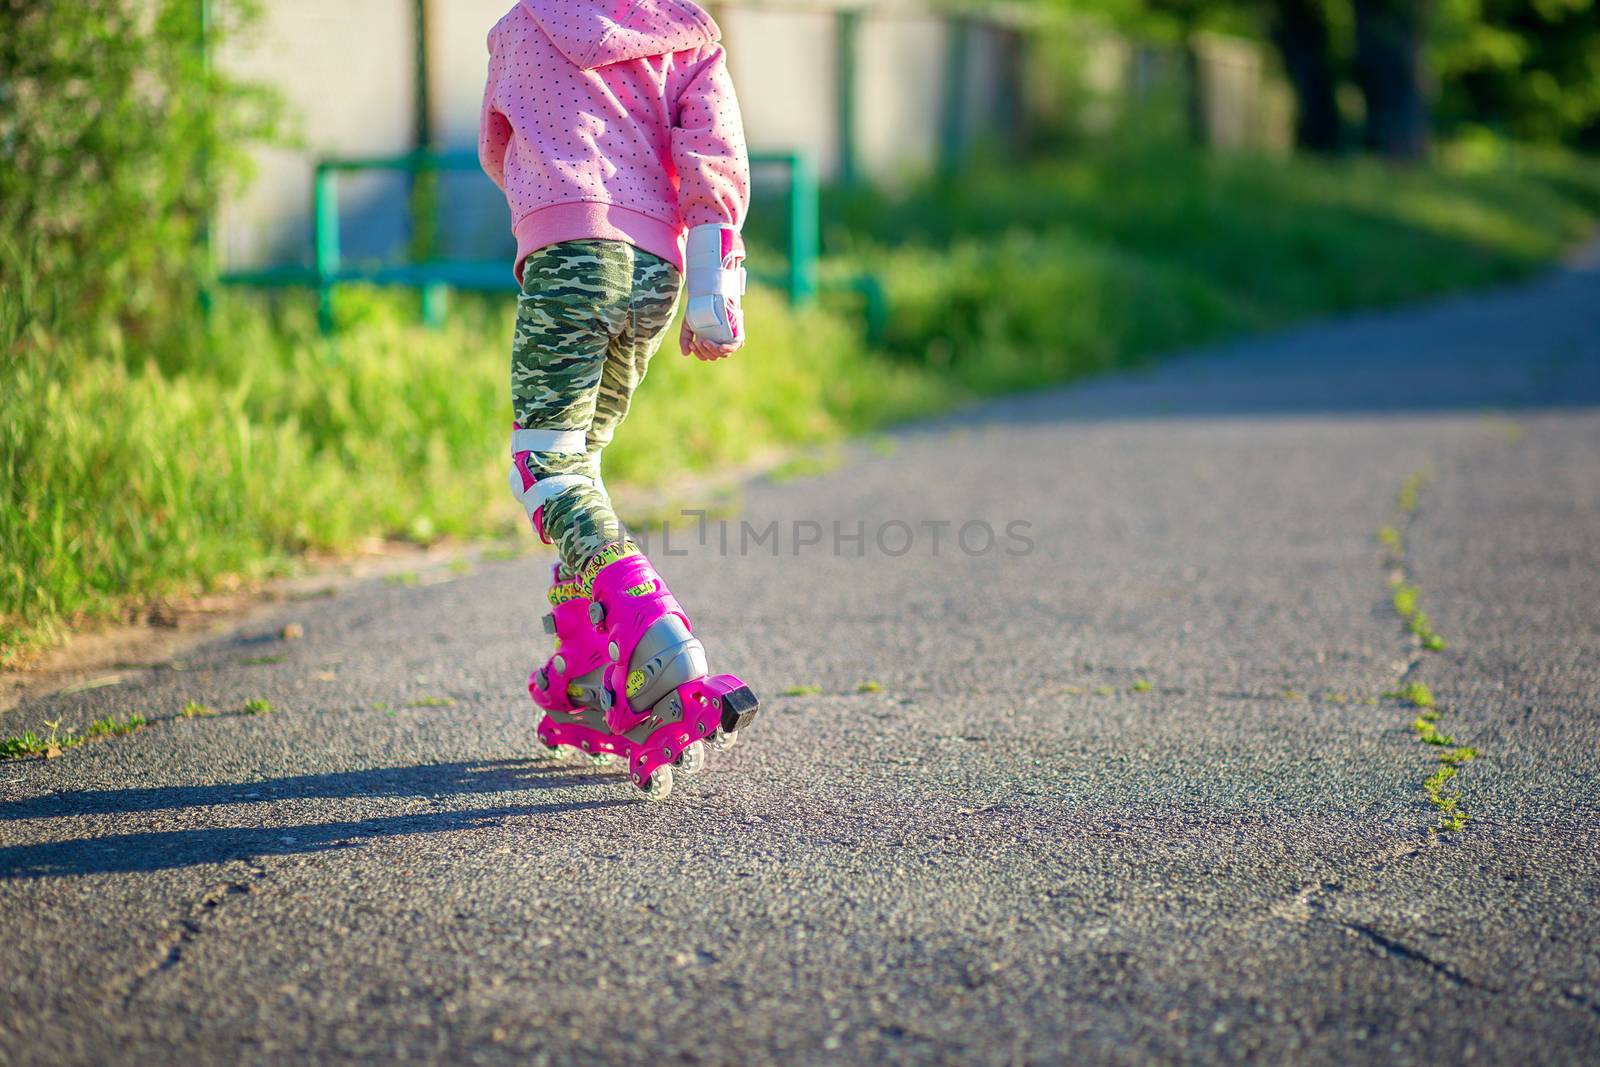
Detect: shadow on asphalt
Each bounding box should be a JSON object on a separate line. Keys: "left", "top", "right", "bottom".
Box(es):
{"left": 0, "top": 759, "right": 628, "bottom": 878}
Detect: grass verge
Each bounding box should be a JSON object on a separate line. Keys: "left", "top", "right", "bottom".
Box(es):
{"left": 5, "top": 142, "right": 1599, "bottom": 661}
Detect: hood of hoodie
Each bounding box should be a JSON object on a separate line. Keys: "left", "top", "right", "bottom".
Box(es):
{"left": 517, "top": 0, "right": 719, "bottom": 71}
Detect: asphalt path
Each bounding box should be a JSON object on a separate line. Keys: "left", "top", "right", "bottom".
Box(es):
{"left": 2, "top": 254, "right": 1598, "bottom": 1065}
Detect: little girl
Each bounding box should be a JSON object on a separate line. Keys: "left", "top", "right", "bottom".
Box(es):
{"left": 479, "top": 0, "right": 760, "bottom": 800}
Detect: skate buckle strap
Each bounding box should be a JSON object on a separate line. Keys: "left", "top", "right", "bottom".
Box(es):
{"left": 578, "top": 540, "right": 641, "bottom": 597}
{"left": 511, "top": 427, "right": 586, "bottom": 455}
{"left": 509, "top": 469, "right": 591, "bottom": 514}
{"left": 547, "top": 580, "right": 586, "bottom": 608}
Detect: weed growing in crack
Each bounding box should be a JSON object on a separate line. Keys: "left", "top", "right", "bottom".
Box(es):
{"left": 1397, "top": 468, "right": 1434, "bottom": 514}
{"left": 1414, "top": 716, "right": 1455, "bottom": 746}
{"left": 781, "top": 684, "right": 822, "bottom": 697}
{"left": 1387, "top": 681, "right": 1435, "bottom": 708}
{"left": 1, "top": 713, "right": 146, "bottom": 761}
{"left": 1422, "top": 748, "right": 1481, "bottom": 832}
{"left": 240, "top": 698, "right": 276, "bottom": 715}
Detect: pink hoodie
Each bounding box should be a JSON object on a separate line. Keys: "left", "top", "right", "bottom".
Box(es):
{"left": 478, "top": 0, "right": 750, "bottom": 281}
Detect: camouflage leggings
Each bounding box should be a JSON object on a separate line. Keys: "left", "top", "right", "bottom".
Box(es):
{"left": 512, "top": 240, "right": 681, "bottom": 576}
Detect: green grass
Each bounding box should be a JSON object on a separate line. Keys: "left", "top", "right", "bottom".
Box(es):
{"left": 5, "top": 142, "right": 1599, "bottom": 660}
{"left": 828, "top": 143, "right": 1600, "bottom": 395}
{"left": 781, "top": 684, "right": 823, "bottom": 697}
{"left": 239, "top": 698, "right": 276, "bottom": 715}
{"left": 1, "top": 712, "right": 146, "bottom": 761}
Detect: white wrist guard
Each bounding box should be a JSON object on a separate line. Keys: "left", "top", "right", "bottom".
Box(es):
{"left": 684, "top": 223, "right": 746, "bottom": 346}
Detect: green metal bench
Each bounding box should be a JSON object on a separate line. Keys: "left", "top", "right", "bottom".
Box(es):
{"left": 220, "top": 149, "right": 825, "bottom": 335}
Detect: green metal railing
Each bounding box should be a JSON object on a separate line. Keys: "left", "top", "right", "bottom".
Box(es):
{"left": 220, "top": 149, "right": 822, "bottom": 334}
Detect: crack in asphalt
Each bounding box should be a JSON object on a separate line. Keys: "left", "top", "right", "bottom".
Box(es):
{"left": 1559, "top": 988, "right": 1600, "bottom": 1021}
{"left": 112, "top": 863, "right": 268, "bottom": 1008}
{"left": 1327, "top": 918, "right": 1496, "bottom": 992}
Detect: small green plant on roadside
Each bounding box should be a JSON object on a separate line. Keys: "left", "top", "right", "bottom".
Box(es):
{"left": 408, "top": 696, "right": 456, "bottom": 708}
{"left": 386, "top": 571, "right": 421, "bottom": 587}
{"left": 1283, "top": 689, "right": 1307, "bottom": 702}
{"left": 1377, "top": 525, "right": 1404, "bottom": 554}
{"left": 1390, "top": 582, "right": 1448, "bottom": 650}
{"left": 1, "top": 713, "right": 145, "bottom": 761}
{"left": 1131, "top": 679, "right": 1153, "bottom": 693}
{"left": 1094, "top": 685, "right": 1115, "bottom": 696}
{"left": 1407, "top": 611, "right": 1448, "bottom": 649}
{"left": 85, "top": 713, "right": 145, "bottom": 739}
{"left": 1422, "top": 748, "right": 1480, "bottom": 832}
{"left": 1387, "top": 681, "right": 1436, "bottom": 708}
{"left": 241, "top": 698, "right": 276, "bottom": 715}
{"left": 1397, "top": 469, "right": 1434, "bottom": 514}
{"left": 0, "top": 731, "right": 48, "bottom": 761}
{"left": 856, "top": 680, "right": 884, "bottom": 694}
{"left": 181, "top": 701, "right": 219, "bottom": 718}
{"left": 1424, "top": 764, "right": 1467, "bottom": 830}
{"left": 1414, "top": 716, "right": 1455, "bottom": 746}
{"left": 782, "top": 684, "right": 822, "bottom": 697}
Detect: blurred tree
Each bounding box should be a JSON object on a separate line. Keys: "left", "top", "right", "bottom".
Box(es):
{"left": 1352, "top": 0, "right": 1430, "bottom": 158}
{"left": 1433, "top": 0, "right": 1600, "bottom": 144}
{"left": 0, "top": 0, "right": 277, "bottom": 339}
{"left": 1267, "top": 0, "right": 1344, "bottom": 151}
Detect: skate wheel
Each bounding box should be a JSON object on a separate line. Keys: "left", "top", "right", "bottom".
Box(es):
{"left": 710, "top": 728, "right": 738, "bottom": 752}
{"left": 676, "top": 740, "right": 707, "bottom": 776}
{"left": 638, "top": 764, "right": 674, "bottom": 802}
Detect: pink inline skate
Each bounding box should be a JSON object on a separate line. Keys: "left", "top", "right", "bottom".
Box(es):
{"left": 531, "top": 549, "right": 759, "bottom": 801}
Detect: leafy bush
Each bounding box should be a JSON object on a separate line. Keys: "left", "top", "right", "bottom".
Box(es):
{"left": 0, "top": 0, "right": 277, "bottom": 336}
{"left": 827, "top": 142, "right": 1600, "bottom": 391}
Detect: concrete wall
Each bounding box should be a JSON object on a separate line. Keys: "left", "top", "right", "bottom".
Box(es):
{"left": 217, "top": 0, "right": 417, "bottom": 269}
{"left": 213, "top": 2, "right": 1284, "bottom": 272}
{"left": 216, "top": 0, "right": 1035, "bottom": 271}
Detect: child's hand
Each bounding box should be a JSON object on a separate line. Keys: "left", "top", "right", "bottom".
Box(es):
{"left": 680, "top": 319, "right": 742, "bottom": 361}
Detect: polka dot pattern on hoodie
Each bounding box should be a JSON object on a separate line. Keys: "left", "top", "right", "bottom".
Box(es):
{"left": 479, "top": 0, "right": 750, "bottom": 279}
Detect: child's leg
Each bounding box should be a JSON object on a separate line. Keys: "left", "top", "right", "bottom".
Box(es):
{"left": 575, "top": 247, "right": 681, "bottom": 563}
{"left": 510, "top": 241, "right": 630, "bottom": 574}
{"left": 509, "top": 241, "right": 679, "bottom": 577}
